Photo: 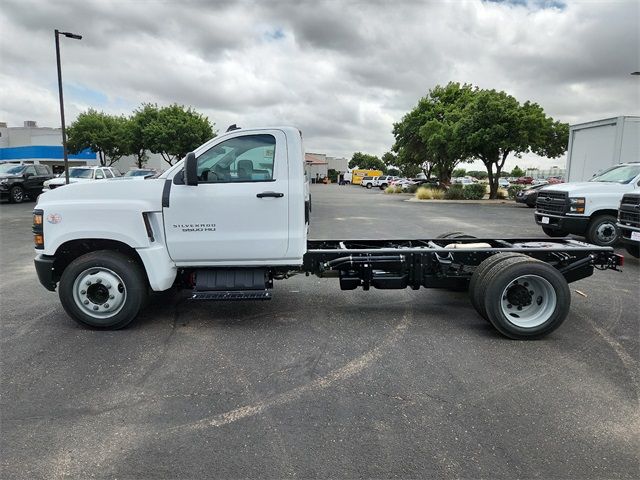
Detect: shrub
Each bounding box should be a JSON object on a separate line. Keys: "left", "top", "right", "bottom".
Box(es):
{"left": 415, "top": 187, "right": 433, "bottom": 199}
{"left": 430, "top": 188, "right": 445, "bottom": 199}
{"left": 497, "top": 188, "right": 508, "bottom": 199}
{"left": 405, "top": 183, "right": 419, "bottom": 194}
{"left": 507, "top": 185, "right": 526, "bottom": 199}
{"left": 384, "top": 186, "right": 396, "bottom": 194}
{"left": 444, "top": 184, "right": 465, "bottom": 200}
{"left": 463, "top": 183, "right": 486, "bottom": 200}
{"left": 394, "top": 186, "right": 404, "bottom": 193}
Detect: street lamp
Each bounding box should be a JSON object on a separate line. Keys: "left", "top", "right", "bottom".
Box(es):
{"left": 54, "top": 29, "right": 82, "bottom": 185}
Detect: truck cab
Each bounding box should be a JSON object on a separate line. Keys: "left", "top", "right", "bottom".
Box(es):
{"left": 535, "top": 163, "right": 640, "bottom": 246}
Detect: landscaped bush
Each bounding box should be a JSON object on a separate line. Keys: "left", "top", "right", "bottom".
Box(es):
{"left": 394, "top": 186, "right": 404, "bottom": 193}
{"left": 405, "top": 183, "right": 419, "bottom": 194}
{"left": 415, "top": 187, "right": 433, "bottom": 199}
{"left": 384, "top": 186, "right": 395, "bottom": 194}
{"left": 444, "top": 184, "right": 465, "bottom": 200}
{"left": 496, "top": 188, "right": 508, "bottom": 199}
{"left": 430, "top": 188, "right": 445, "bottom": 199}
{"left": 463, "top": 183, "right": 486, "bottom": 200}
{"left": 507, "top": 184, "right": 526, "bottom": 199}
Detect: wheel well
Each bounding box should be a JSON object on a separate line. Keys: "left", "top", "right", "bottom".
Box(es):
{"left": 589, "top": 210, "right": 618, "bottom": 221}
{"left": 53, "top": 239, "right": 147, "bottom": 283}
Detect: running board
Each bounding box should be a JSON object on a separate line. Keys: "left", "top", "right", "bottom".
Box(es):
{"left": 190, "top": 290, "right": 272, "bottom": 301}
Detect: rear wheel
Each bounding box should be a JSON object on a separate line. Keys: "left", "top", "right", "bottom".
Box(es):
{"left": 469, "top": 253, "right": 529, "bottom": 320}
{"left": 483, "top": 259, "right": 570, "bottom": 339}
{"left": 585, "top": 215, "right": 619, "bottom": 246}
{"left": 437, "top": 232, "right": 477, "bottom": 239}
{"left": 542, "top": 227, "right": 568, "bottom": 238}
{"left": 59, "top": 250, "right": 148, "bottom": 329}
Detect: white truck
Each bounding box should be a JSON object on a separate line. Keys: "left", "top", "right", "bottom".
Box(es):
{"left": 566, "top": 116, "right": 639, "bottom": 182}
{"left": 33, "top": 127, "right": 622, "bottom": 339}
{"left": 535, "top": 163, "right": 640, "bottom": 245}
{"left": 617, "top": 192, "right": 640, "bottom": 258}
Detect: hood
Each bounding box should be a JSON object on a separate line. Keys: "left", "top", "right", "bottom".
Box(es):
{"left": 46, "top": 177, "right": 86, "bottom": 185}
{"left": 37, "top": 177, "right": 166, "bottom": 210}
{"left": 0, "top": 174, "right": 22, "bottom": 180}
{"left": 541, "top": 181, "right": 631, "bottom": 194}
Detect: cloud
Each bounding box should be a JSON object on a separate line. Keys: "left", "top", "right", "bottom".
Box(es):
{"left": 0, "top": 0, "right": 638, "bottom": 169}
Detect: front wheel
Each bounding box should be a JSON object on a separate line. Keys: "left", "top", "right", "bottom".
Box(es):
{"left": 59, "top": 250, "right": 148, "bottom": 329}
{"left": 366, "top": 184, "right": 372, "bottom": 189}
{"left": 585, "top": 215, "right": 619, "bottom": 246}
{"left": 9, "top": 185, "right": 25, "bottom": 203}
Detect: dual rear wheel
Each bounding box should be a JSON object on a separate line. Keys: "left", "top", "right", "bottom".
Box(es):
{"left": 469, "top": 253, "right": 571, "bottom": 339}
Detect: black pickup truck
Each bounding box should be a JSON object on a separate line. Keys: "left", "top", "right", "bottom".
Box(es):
{"left": 0, "top": 164, "right": 54, "bottom": 203}
{"left": 617, "top": 193, "right": 640, "bottom": 258}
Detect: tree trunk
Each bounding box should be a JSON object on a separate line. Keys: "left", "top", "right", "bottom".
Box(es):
{"left": 485, "top": 162, "right": 498, "bottom": 199}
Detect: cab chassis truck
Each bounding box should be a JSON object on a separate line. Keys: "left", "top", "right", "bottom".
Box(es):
{"left": 33, "top": 127, "right": 623, "bottom": 339}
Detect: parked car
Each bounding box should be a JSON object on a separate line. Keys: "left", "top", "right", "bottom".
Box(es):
{"left": 498, "top": 178, "right": 510, "bottom": 188}
{"left": 547, "top": 176, "right": 564, "bottom": 185}
{"left": 124, "top": 168, "right": 159, "bottom": 179}
{"left": 43, "top": 166, "right": 119, "bottom": 190}
{"left": 360, "top": 176, "right": 378, "bottom": 189}
{"left": 452, "top": 177, "right": 475, "bottom": 185}
{"left": 375, "top": 175, "right": 399, "bottom": 189}
{"left": 531, "top": 179, "right": 549, "bottom": 186}
{"left": 0, "top": 163, "right": 55, "bottom": 203}
{"left": 515, "top": 176, "right": 534, "bottom": 184}
{"left": 515, "top": 183, "right": 547, "bottom": 208}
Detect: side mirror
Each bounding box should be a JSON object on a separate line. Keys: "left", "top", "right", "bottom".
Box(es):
{"left": 184, "top": 152, "right": 198, "bottom": 186}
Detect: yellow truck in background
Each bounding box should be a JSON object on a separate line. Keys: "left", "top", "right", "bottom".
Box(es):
{"left": 346, "top": 169, "right": 384, "bottom": 185}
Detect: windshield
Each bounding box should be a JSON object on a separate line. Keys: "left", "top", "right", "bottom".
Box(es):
{"left": 124, "top": 170, "right": 153, "bottom": 177}
{"left": 68, "top": 168, "right": 93, "bottom": 179}
{"left": 0, "top": 165, "right": 25, "bottom": 175}
{"left": 590, "top": 164, "right": 640, "bottom": 183}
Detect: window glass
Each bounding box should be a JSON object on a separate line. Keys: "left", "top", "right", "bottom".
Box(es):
{"left": 590, "top": 165, "right": 640, "bottom": 184}
{"left": 104, "top": 169, "right": 114, "bottom": 178}
{"left": 196, "top": 134, "right": 276, "bottom": 183}
{"left": 95, "top": 170, "right": 104, "bottom": 179}
{"left": 24, "top": 166, "right": 36, "bottom": 176}
{"left": 35, "top": 165, "right": 49, "bottom": 175}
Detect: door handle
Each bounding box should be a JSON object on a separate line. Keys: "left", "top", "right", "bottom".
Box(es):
{"left": 256, "top": 191, "right": 284, "bottom": 198}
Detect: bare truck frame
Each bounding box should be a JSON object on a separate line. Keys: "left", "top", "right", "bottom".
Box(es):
{"left": 183, "top": 232, "right": 622, "bottom": 340}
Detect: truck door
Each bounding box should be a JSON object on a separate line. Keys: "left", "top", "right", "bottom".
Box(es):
{"left": 163, "top": 130, "right": 289, "bottom": 264}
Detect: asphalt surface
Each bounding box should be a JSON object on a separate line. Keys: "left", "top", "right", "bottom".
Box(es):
{"left": 1, "top": 185, "right": 638, "bottom": 479}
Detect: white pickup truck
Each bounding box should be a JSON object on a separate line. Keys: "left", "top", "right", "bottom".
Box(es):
{"left": 535, "top": 163, "right": 640, "bottom": 246}
{"left": 33, "top": 126, "right": 622, "bottom": 339}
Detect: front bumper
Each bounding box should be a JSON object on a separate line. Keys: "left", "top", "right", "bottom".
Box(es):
{"left": 34, "top": 254, "right": 57, "bottom": 291}
{"left": 535, "top": 212, "right": 589, "bottom": 234}
{"left": 618, "top": 224, "right": 640, "bottom": 246}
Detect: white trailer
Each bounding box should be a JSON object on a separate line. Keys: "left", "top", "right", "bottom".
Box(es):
{"left": 566, "top": 116, "right": 639, "bottom": 182}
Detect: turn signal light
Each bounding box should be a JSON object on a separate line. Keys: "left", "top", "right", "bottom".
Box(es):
{"left": 34, "top": 234, "right": 44, "bottom": 248}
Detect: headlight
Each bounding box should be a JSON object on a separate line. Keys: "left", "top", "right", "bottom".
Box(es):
{"left": 0, "top": 178, "right": 8, "bottom": 184}
{"left": 33, "top": 210, "right": 44, "bottom": 249}
{"left": 569, "top": 197, "right": 585, "bottom": 214}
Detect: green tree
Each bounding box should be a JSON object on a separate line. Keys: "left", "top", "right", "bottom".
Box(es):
{"left": 393, "top": 82, "right": 473, "bottom": 184}
{"left": 510, "top": 165, "right": 525, "bottom": 178}
{"left": 452, "top": 168, "right": 467, "bottom": 178}
{"left": 458, "top": 90, "right": 568, "bottom": 198}
{"left": 467, "top": 170, "right": 488, "bottom": 180}
{"left": 126, "top": 103, "right": 160, "bottom": 168}
{"left": 145, "top": 104, "right": 215, "bottom": 166}
{"left": 67, "top": 109, "right": 129, "bottom": 166}
{"left": 386, "top": 167, "right": 401, "bottom": 176}
{"left": 348, "top": 152, "right": 386, "bottom": 172}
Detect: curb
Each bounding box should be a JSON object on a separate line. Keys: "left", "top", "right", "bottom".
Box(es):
{"left": 405, "top": 198, "right": 513, "bottom": 205}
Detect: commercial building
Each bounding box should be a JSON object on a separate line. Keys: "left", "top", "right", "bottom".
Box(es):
{"left": 304, "top": 152, "right": 349, "bottom": 182}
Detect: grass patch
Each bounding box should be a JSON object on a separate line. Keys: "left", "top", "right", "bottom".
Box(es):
{"left": 384, "top": 186, "right": 395, "bottom": 194}
{"left": 415, "top": 187, "right": 444, "bottom": 200}
{"left": 394, "top": 186, "right": 404, "bottom": 193}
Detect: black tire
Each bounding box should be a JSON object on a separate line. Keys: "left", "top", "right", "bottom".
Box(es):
{"left": 9, "top": 185, "right": 25, "bottom": 203}
{"left": 469, "top": 253, "right": 529, "bottom": 320}
{"left": 585, "top": 214, "right": 619, "bottom": 246}
{"left": 542, "top": 227, "right": 568, "bottom": 238}
{"left": 483, "top": 259, "right": 570, "bottom": 339}
{"left": 624, "top": 243, "right": 640, "bottom": 259}
{"left": 59, "top": 250, "right": 148, "bottom": 329}
{"left": 436, "top": 232, "right": 477, "bottom": 239}
{"left": 366, "top": 183, "right": 372, "bottom": 189}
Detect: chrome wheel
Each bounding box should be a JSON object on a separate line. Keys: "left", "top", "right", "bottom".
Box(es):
{"left": 72, "top": 267, "right": 127, "bottom": 319}
{"left": 595, "top": 221, "right": 617, "bottom": 244}
{"left": 11, "top": 186, "right": 24, "bottom": 203}
{"left": 500, "top": 275, "right": 556, "bottom": 328}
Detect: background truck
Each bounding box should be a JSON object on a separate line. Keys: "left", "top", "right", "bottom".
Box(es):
{"left": 347, "top": 169, "right": 383, "bottom": 185}
{"left": 535, "top": 162, "right": 640, "bottom": 245}
{"left": 33, "top": 127, "right": 622, "bottom": 339}
{"left": 617, "top": 192, "right": 640, "bottom": 258}
{"left": 566, "top": 116, "right": 639, "bottom": 182}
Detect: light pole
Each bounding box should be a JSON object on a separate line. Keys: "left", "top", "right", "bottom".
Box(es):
{"left": 55, "top": 29, "right": 82, "bottom": 185}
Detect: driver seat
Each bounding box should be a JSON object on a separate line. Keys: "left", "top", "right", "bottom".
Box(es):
{"left": 237, "top": 160, "right": 253, "bottom": 181}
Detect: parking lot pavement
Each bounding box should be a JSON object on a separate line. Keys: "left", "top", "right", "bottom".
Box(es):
{"left": 1, "top": 186, "right": 638, "bottom": 479}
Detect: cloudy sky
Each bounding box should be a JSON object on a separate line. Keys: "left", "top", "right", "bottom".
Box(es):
{"left": 1, "top": 0, "right": 638, "bottom": 170}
